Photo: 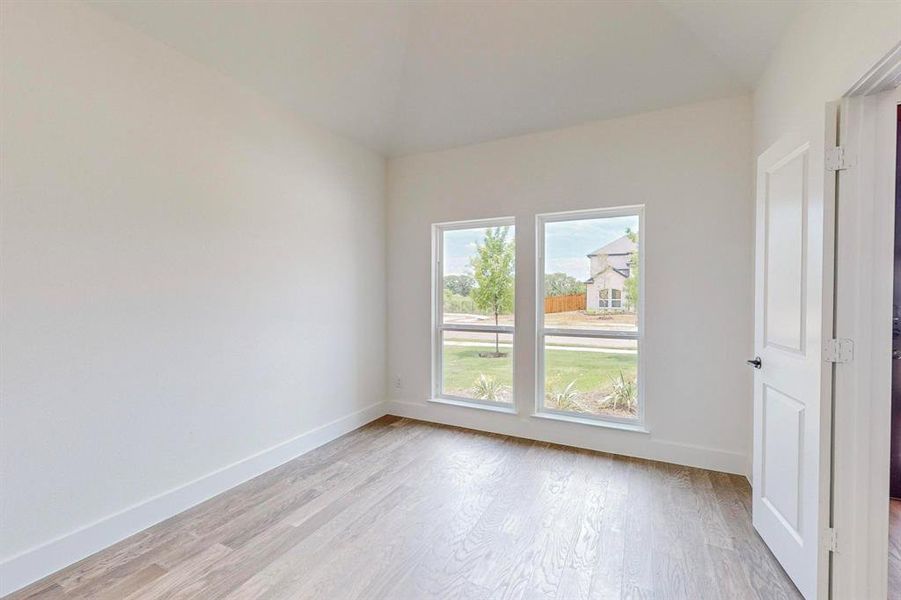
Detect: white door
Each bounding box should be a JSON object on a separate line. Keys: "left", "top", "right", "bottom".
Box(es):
{"left": 752, "top": 110, "right": 837, "bottom": 599}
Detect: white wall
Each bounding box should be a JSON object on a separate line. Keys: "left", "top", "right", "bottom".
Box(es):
{"left": 386, "top": 96, "right": 754, "bottom": 475}
{"left": 754, "top": 1, "right": 901, "bottom": 155}
{"left": 0, "top": 1, "right": 386, "bottom": 592}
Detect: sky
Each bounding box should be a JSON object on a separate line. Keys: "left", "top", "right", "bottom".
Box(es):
{"left": 443, "top": 215, "right": 638, "bottom": 280}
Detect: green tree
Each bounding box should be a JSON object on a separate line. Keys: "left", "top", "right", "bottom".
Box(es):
{"left": 444, "top": 274, "right": 476, "bottom": 297}
{"left": 623, "top": 228, "right": 639, "bottom": 311}
{"left": 544, "top": 272, "right": 586, "bottom": 297}
{"left": 443, "top": 288, "right": 476, "bottom": 314}
{"left": 470, "top": 226, "right": 515, "bottom": 355}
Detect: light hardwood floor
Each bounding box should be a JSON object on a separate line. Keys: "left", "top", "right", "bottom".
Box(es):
{"left": 7, "top": 417, "right": 801, "bottom": 600}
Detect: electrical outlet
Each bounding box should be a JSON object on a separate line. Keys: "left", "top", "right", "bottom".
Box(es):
{"left": 393, "top": 376, "right": 402, "bottom": 390}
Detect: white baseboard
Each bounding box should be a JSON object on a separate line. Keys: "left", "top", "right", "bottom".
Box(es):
{"left": 0, "top": 401, "right": 387, "bottom": 597}
{"left": 387, "top": 400, "right": 747, "bottom": 476}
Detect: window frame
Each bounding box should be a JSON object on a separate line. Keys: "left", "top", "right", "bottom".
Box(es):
{"left": 599, "top": 288, "right": 623, "bottom": 309}
{"left": 535, "top": 206, "right": 645, "bottom": 425}
{"left": 431, "top": 217, "right": 516, "bottom": 410}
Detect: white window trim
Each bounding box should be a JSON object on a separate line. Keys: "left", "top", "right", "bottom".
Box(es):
{"left": 534, "top": 206, "right": 646, "bottom": 426}
{"left": 431, "top": 217, "right": 516, "bottom": 409}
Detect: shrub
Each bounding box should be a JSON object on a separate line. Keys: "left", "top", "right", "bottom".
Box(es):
{"left": 546, "top": 380, "right": 583, "bottom": 411}
{"left": 472, "top": 374, "right": 507, "bottom": 402}
{"left": 605, "top": 370, "right": 637, "bottom": 412}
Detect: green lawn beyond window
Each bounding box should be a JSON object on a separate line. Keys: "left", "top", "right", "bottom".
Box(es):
{"left": 442, "top": 344, "right": 638, "bottom": 417}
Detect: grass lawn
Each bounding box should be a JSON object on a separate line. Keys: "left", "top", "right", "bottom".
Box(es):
{"left": 442, "top": 345, "right": 513, "bottom": 396}
{"left": 544, "top": 349, "right": 637, "bottom": 397}
{"left": 442, "top": 344, "right": 637, "bottom": 403}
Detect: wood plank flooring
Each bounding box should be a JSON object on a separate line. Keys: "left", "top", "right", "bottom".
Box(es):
{"left": 6, "top": 417, "right": 801, "bottom": 600}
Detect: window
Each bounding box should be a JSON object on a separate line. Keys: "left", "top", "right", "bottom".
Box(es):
{"left": 598, "top": 288, "right": 623, "bottom": 309}
{"left": 433, "top": 218, "right": 515, "bottom": 407}
{"left": 537, "top": 207, "right": 642, "bottom": 423}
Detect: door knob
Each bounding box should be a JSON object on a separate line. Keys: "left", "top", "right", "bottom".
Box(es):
{"left": 747, "top": 357, "right": 762, "bottom": 369}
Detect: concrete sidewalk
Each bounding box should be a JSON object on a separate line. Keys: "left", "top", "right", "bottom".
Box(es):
{"left": 443, "top": 340, "right": 637, "bottom": 354}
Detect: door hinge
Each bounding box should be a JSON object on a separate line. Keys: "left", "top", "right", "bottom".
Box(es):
{"left": 825, "top": 528, "right": 838, "bottom": 553}
{"left": 824, "top": 338, "right": 853, "bottom": 363}
{"left": 825, "top": 146, "right": 851, "bottom": 171}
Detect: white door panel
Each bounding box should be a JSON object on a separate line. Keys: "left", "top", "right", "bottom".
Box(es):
{"left": 753, "top": 114, "right": 835, "bottom": 600}
{"left": 761, "top": 384, "right": 804, "bottom": 536}
{"left": 763, "top": 146, "right": 808, "bottom": 354}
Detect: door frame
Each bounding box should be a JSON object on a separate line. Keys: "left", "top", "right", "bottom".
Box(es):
{"left": 831, "top": 44, "right": 901, "bottom": 600}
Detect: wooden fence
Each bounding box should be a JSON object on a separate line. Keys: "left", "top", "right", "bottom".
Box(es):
{"left": 544, "top": 293, "right": 586, "bottom": 314}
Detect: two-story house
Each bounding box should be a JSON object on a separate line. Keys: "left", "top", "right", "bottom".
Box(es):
{"left": 584, "top": 234, "right": 636, "bottom": 311}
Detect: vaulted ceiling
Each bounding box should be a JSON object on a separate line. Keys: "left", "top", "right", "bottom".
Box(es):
{"left": 88, "top": 0, "right": 801, "bottom": 156}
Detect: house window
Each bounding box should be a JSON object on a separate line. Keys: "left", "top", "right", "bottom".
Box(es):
{"left": 598, "top": 288, "right": 623, "bottom": 309}
{"left": 612, "top": 289, "right": 622, "bottom": 308}
{"left": 433, "top": 218, "right": 515, "bottom": 406}
{"left": 537, "top": 207, "right": 642, "bottom": 423}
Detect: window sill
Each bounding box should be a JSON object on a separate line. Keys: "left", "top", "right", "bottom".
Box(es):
{"left": 531, "top": 410, "right": 649, "bottom": 433}
{"left": 427, "top": 397, "right": 517, "bottom": 414}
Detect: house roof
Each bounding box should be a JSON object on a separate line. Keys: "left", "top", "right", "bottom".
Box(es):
{"left": 585, "top": 267, "right": 629, "bottom": 285}
{"left": 587, "top": 234, "right": 637, "bottom": 257}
